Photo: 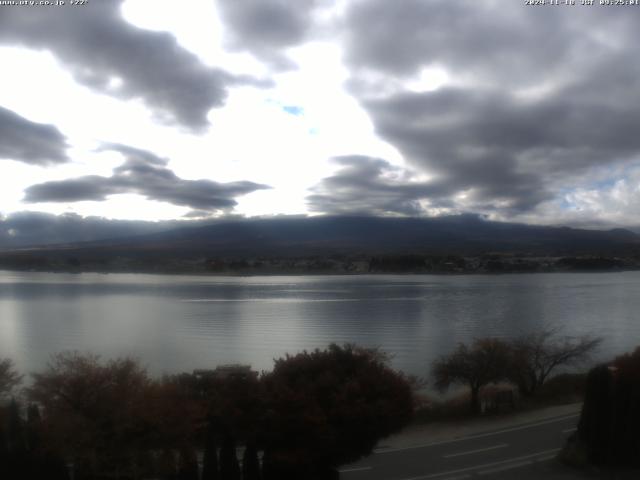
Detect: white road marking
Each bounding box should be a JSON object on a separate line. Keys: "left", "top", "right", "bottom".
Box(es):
{"left": 338, "top": 466, "right": 372, "bottom": 473}
{"left": 376, "top": 413, "right": 579, "bottom": 454}
{"left": 478, "top": 453, "right": 558, "bottom": 475}
{"left": 398, "top": 448, "right": 561, "bottom": 480}
{"left": 443, "top": 443, "right": 508, "bottom": 459}
{"left": 478, "top": 460, "right": 532, "bottom": 475}
{"left": 562, "top": 427, "right": 577, "bottom": 433}
{"left": 478, "top": 460, "right": 533, "bottom": 475}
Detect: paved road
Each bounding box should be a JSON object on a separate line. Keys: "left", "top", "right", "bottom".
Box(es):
{"left": 339, "top": 413, "right": 581, "bottom": 479}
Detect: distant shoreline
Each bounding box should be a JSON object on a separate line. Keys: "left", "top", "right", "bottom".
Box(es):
{"left": 0, "top": 253, "right": 638, "bottom": 278}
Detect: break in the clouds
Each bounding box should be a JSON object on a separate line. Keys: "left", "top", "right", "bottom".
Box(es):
{"left": 0, "top": 0, "right": 267, "bottom": 130}
{"left": 24, "top": 144, "right": 269, "bottom": 213}
{"left": 0, "top": 105, "right": 68, "bottom": 165}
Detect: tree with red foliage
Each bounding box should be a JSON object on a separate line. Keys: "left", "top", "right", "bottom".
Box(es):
{"left": 28, "top": 352, "right": 154, "bottom": 478}
{"left": 242, "top": 440, "right": 261, "bottom": 480}
{"left": 219, "top": 432, "right": 241, "bottom": 480}
{"left": 177, "top": 445, "right": 199, "bottom": 480}
{"left": 572, "top": 346, "right": 640, "bottom": 467}
{"left": 260, "top": 344, "right": 414, "bottom": 478}
{"left": 145, "top": 374, "right": 205, "bottom": 450}
{"left": 201, "top": 426, "right": 220, "bottom": 480}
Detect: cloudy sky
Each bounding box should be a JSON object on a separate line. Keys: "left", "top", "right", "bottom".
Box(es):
{"left": 1, "top": 0, "right": 640, "bottom": 241}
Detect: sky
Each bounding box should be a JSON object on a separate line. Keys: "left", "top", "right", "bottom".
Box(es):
{"left": 1, "top": 0, "right": 640, "bottom": 244}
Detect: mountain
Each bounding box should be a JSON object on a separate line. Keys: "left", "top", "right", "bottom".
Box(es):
{"left": 4, "top": 215, "right": 639, "bottom": 258}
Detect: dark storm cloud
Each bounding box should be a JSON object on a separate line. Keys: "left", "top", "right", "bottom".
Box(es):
{"left": 0, "top": 106, "right": 68, "bottom": 165}
{"left": 215, "top": 0, "right": 326, "bottom": 69}
{"left": 362, "top": 87, "right": 637, "bottom": 213}
{"left": 23, "top": 144, "right": 269, "bottom": 212}
{"left": 342, "top": 0, "right": 626, "bottom": 86}
{"left": 339, "top": 0, "right": 640, "bottom": 217}
{"left": 0, "top": 1, "right": 268, "bottom": 131}
{"left": 307, "top": 156, "right": 450, "bottom": 215}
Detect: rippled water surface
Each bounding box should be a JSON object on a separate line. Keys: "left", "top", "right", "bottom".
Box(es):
{"left": 0, "top": 270, "right": 637, "bottom": 376}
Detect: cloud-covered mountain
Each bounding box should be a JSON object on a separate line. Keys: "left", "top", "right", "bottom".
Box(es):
{"left": 0, "top": 211, "right": 171, "bottom": 248}
{"left": 3, "top": 214, "right": 637, "bottom": 259}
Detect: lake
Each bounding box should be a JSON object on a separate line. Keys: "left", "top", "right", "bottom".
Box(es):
{"left": 0, "top": 270, "right": 637, "bottom": 378}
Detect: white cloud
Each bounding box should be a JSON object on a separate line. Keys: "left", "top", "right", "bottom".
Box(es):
{"left": 121, "top": 0, "right": 268, "bottom": 77}
{"left": 509, "top": 165, "right": 640, "bottom": 228}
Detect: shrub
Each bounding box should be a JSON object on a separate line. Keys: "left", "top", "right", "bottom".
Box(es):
{"left": 261, "top": 344, "right": 414, "bottom": 476}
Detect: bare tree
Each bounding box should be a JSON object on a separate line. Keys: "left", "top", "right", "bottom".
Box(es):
{"left": 432, "top": 339, "right": 511, "bottom": 414}
{"left": 0, "top": 358, "right": 22, "bottom": 399}
{"left": 508, "top": 328, "right": 602, "bottom": 397}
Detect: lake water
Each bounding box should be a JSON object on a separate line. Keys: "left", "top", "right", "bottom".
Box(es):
{"left": 0, "top": 270, "right": 637, "bottom": 378}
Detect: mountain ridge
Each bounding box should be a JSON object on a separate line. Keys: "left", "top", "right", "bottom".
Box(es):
{"left": 3, "top": 215, "right": 638, "bottom": 257}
